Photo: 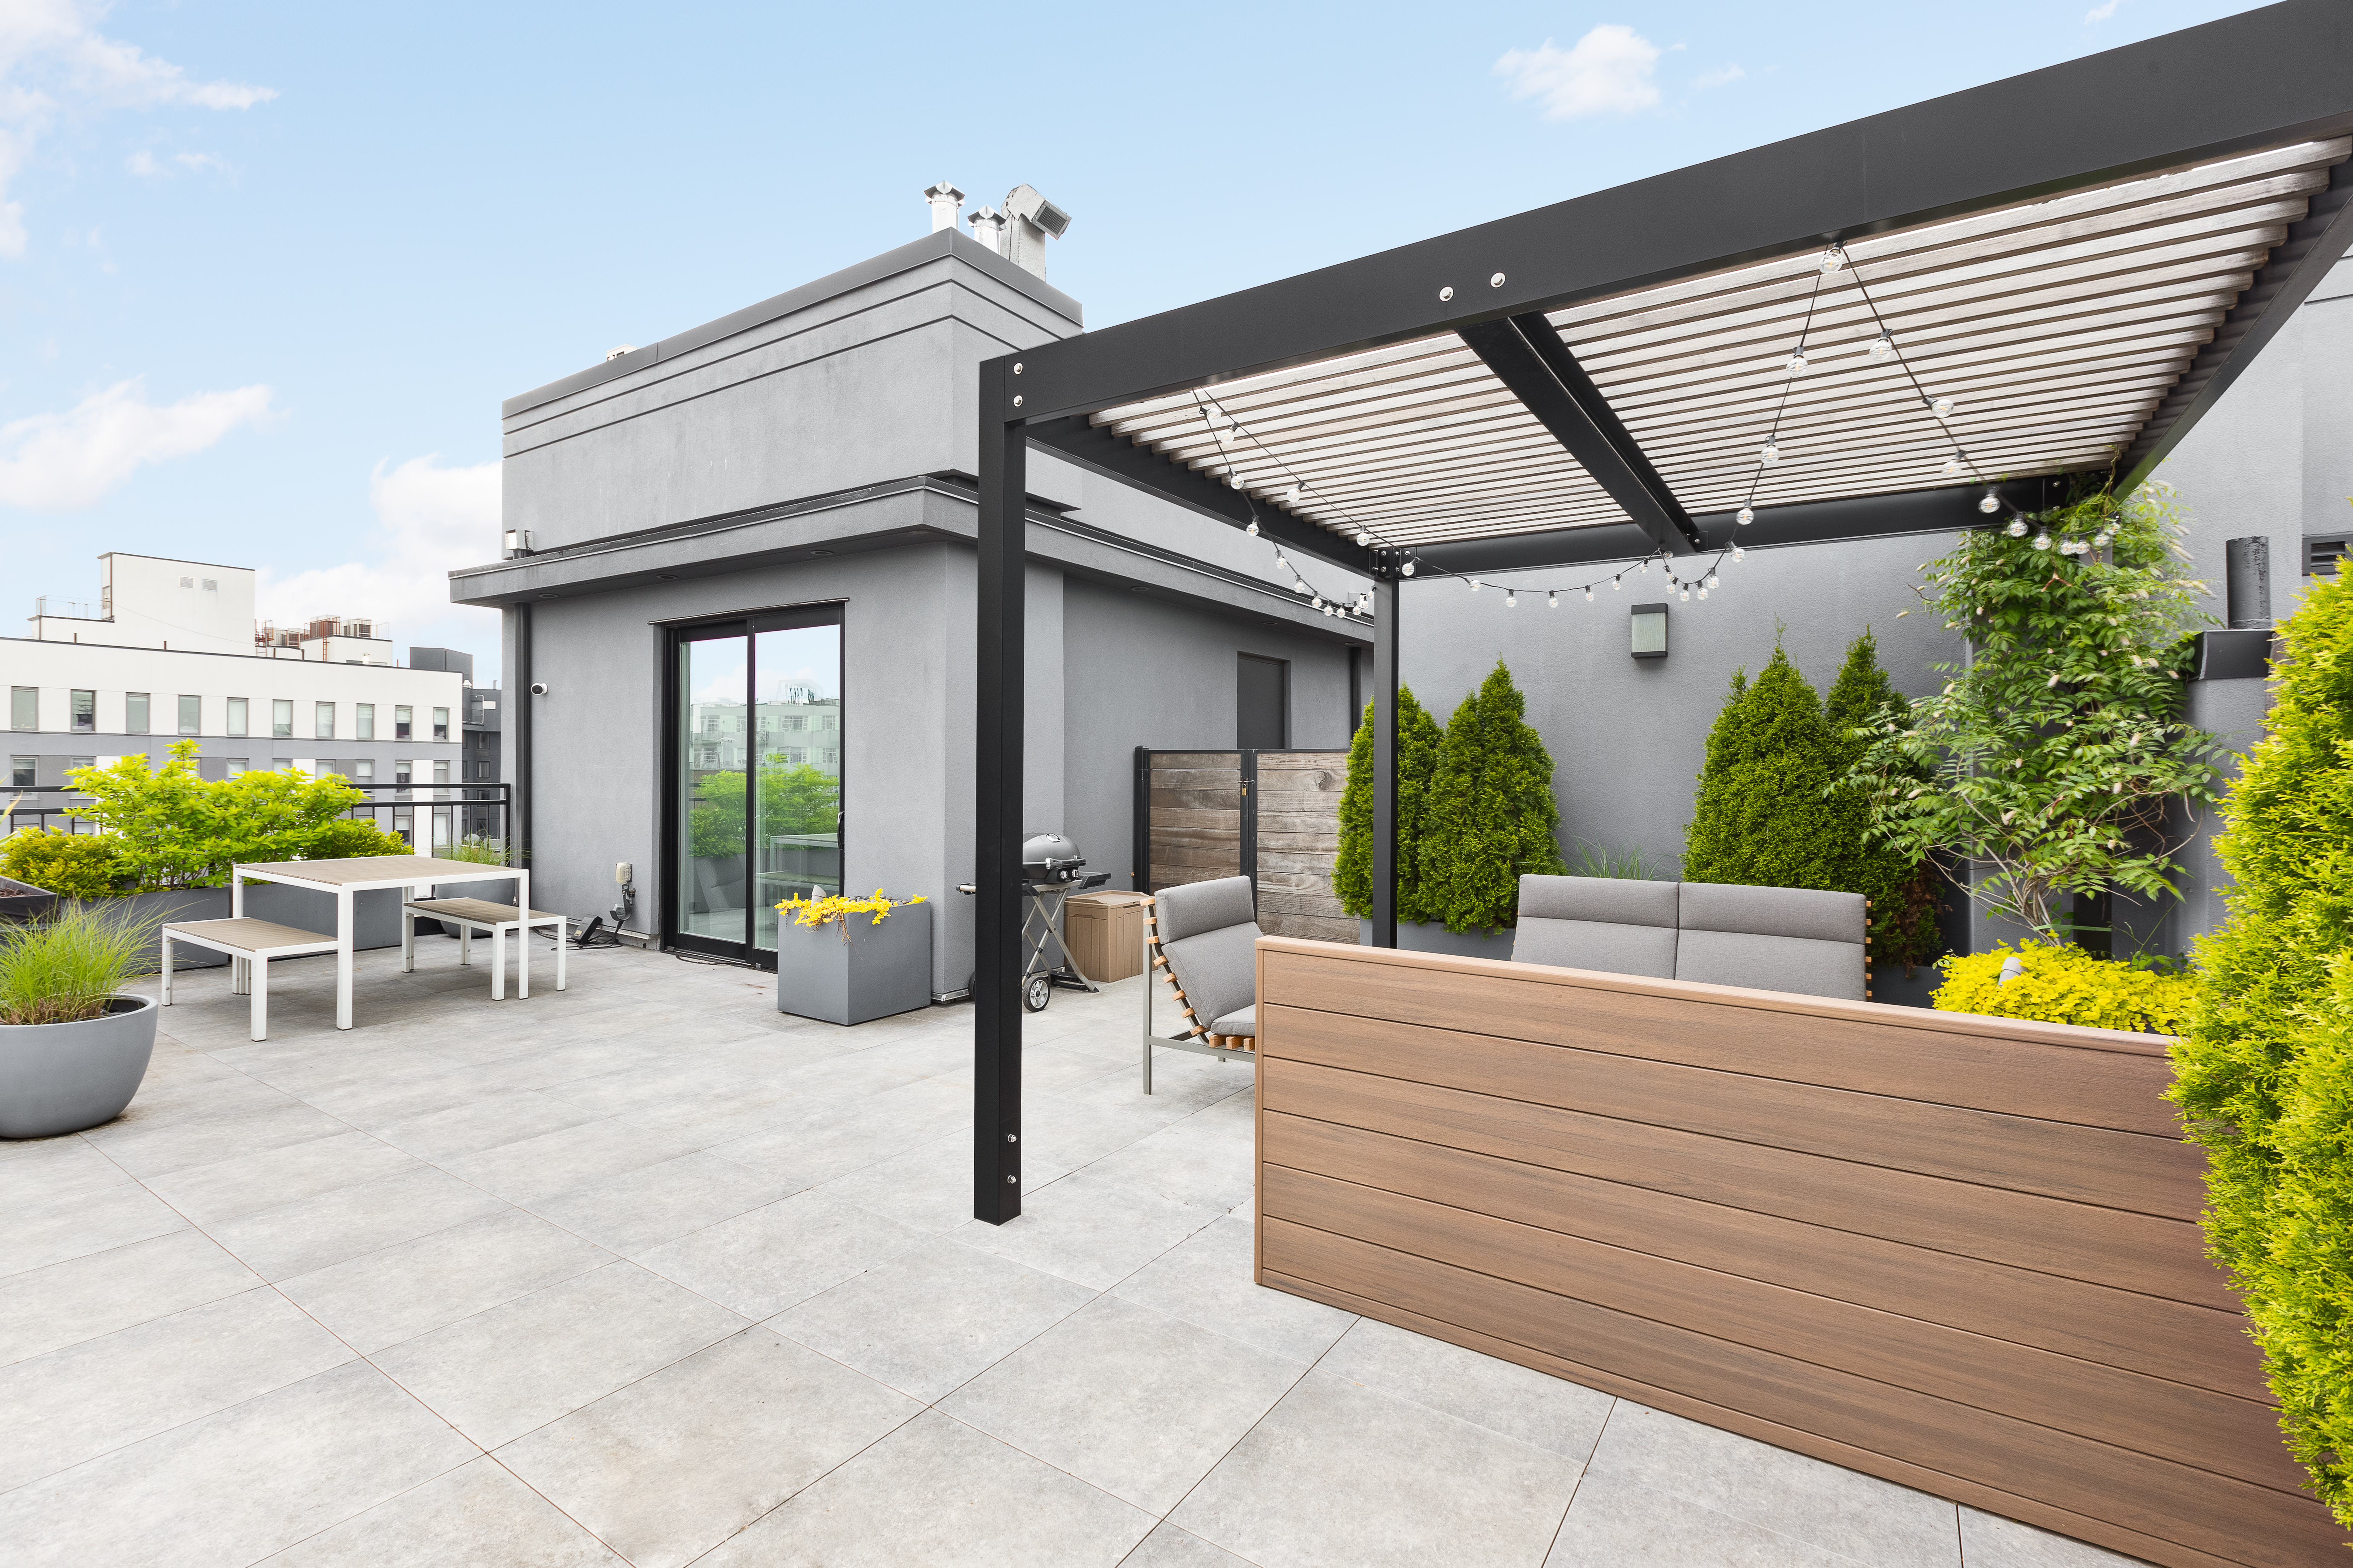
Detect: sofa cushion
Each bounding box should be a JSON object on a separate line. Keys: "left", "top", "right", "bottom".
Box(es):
{"left": 1209, "top": 1004, "right": 1256, "bottom": 1037}
{"left": 1156, "top": 876, "right": 1257, "bottom": 944}
{"left": 1674, "top": 929, "right": 1867, "bottom": 1001}
{"left": 1677, "top": 881, "right": 1866, "bottom": 945}
{"left": 1511, "top": 874, "right": 1679, "bottom": 978}
{"left": 1162, "top": 922, "right": 1260, "bottom": 1032}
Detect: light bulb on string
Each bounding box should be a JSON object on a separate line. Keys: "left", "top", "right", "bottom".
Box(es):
{"left": 1284, "top": 485, "right": 1302, "bottom": 507}
{"left": 1706, "top": 573, "right": 1719, "bottom": 590}
{"left": 2031, "top": 531, "right": 2053, "bottom": 552}
{"left": 1506, "top": 591, "right": 1518, "bottom": 608}
{"left": 2005, "top": 518, "right": 2029, "bottom": 538}
{"left": 1940, "top": 455, "right": 1962, "bottom": 478}
{"left": 1978, "top": 491, "right": 2002, "bottom": 515}
{"left": 1244, "top": 520, "right": 1259, "bottom": 536}
{"left": 1818, "top": 247, "right": 1845, "bottom": 275}
{"left": 1732, "top": 544, "right": 1745, "bottom": 562}
{"left": 1311, "top": 596, "right": 1323, "bottom": 610}
{"left": 1639, "top": 559, "right": 1650, "bottom": 574}
{"left": 1548, "top": 593, "right": 1559, "bottom": 610}
{"left": 2092, "top": 530, "right": 2112, "bottom": 548}
{"left": 1583, "top": 587, "right": 1593, "bottom": 602}
{"left": 1760, "top": 439, "right": 1782, "bottom": 465}
{"left": 1400, "top": 559, "right": 1415, "bottom": 577}
{"left": 1679, "top": 588, "right": 1691, "bottom": 602}
{"left": 1292, "top": 579, "right": 1310, "bottom": 594}
{"left": 1697, "top": 587, "right": 1709, "bottom": 600}
{"left": 1612, "top": 576, "right": 1622, "bottom": 591}
{"left": 1785, "top": 348, "right": 1810, "bottom": 376}
{"left": 1736, "top": 506, "right": 1754, "bottom": 526}
{"left": 1468, "top": 579, "right": 1480, "bottom": 593}
{"left": 1867, "top": 333, "right": 1894, "bottom": 362}
{"left": 1931, "top": 396, "right": 1957, "bottom": 420}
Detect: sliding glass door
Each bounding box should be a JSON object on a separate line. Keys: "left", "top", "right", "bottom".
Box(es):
{"left": 668, "top": 607, "right": 843, "bottom": 965}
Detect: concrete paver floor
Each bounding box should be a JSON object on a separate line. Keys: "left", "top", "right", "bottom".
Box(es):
{"left": 0, "top": 939, "right": 2148, "bottom": 1567}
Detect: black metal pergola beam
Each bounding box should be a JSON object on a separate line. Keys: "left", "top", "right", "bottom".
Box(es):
{"left": 1457, "top": 314, "right": 1704, "bottom": 558}
{"left": 1008, "top": 1, "right": 2353, "bottom": 433}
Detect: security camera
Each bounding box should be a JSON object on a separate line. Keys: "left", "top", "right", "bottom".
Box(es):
{"left": 529, "top": 681, "right": 549, "bottom": 696}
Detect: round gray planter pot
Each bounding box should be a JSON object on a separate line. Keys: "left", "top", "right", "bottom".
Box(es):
{"left": 0, "top": 995, "right": 159, "bottom": 1140}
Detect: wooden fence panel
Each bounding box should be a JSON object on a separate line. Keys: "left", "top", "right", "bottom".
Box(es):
{"left": 1137, "top": 748, "right": 1352, "bottom": 943}
{"left": 1254, "top": 937, "right": 2343, "bottom": 1568}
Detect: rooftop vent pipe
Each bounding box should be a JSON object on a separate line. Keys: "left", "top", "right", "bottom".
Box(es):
{"left": 967, "top": 206, "right": 1007, "bottom": 255}
{"left": 923, "top": 180, "right": 965, "bottom": 233}
{"left": 1001, "top": 184, "right": 1070, "bottom": 279}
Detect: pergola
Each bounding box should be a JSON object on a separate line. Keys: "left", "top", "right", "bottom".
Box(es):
{"left": 969, "top": 0, "right": 2353, "bottom": 1222}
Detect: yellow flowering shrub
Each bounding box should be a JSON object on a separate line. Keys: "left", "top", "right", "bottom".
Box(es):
{"left": 775, "top": 888, "right": 926, "bottom": 931}
{"left": 1932, "top": 942, "right": 2194, "bottom": 1034}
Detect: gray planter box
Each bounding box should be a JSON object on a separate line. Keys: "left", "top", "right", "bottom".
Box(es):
{"left": 0, "top": 994, "right": 158, "bottom": 1139}
{"left": 776, "top": 901, "right": 933, "bottom": 1026}
{"left": 1356, "top": 917, "right": 1514, "bottom": 960}
{"left": 0, "top": 875, "right": 58, "bottom": 924}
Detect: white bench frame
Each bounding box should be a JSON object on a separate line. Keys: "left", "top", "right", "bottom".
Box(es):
{"left": 400, "top": 899, "right": 566, "bottom": 999}
{"left": 160, "top": 921, "right": 342, "bottom": 1041}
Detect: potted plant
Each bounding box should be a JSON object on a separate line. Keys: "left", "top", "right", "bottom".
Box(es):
{"left": 0, "top": 903, "right": 166, "bottom": 1139}
{"left": 773, "top": 889, "right": 932, "bottom": 1025}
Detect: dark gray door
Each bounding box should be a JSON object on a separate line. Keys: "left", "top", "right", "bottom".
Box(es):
{"left": 1237, "top": 654, "right": 1289, "bottom": 750}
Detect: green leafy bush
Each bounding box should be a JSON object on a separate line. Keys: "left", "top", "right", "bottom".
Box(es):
{"left": 440, "top": 835, "right": 513, "bottom": 866}
{"left": 2171, "top": 570, "right": 2353, "bottom": 1526}
{"left": 1932, "top": 943, "right": 2194, "bottom": 1033}
{"left": 1825, "top": 631, "right": 1944, "bottom": 968}
{"left": 1334, "top": 687, "right": 1443, "bottom": 922}
{"left": 0, "top": 902, "right": 165, "bottom": 1025}
{"left": 1846, "top": 483, "right": 2224, "bottom": 941}
{"left": 1419, "top": 661, "right": 1566, "bottom": 931}
{"left": 0, "top": 830, "right": 128, "bottom": 899}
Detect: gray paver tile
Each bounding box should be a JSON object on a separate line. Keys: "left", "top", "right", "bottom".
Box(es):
{"left": 951, "top": 1168, "right": 1222, "bottom": 1290}
{"left": 0, "top": 1228, "right": 262, "bottom": 1366}
{"left": 208, "top": 1163, "right": 508, "bottom": 1282}
{"left": 372, "top": 1260, "right": 747, "bottom": 1448}
{"left": 0, "top": 1179, "right": 188, "bottom": 1278}
{"left": 632, "top": 1189, "right": 930, "bottom": 1317}
{"left": 942, "top": 1295, "right": 1306, "bottom": 1514}
{"left": 1546, "top": 1469, "right": 1858, "bottom": 1567}
{"left": 261, "top": 1456, "right": 625, "bottom": 1566}
{"left": 1111, "top": 1216, "right": 1355, "bottom": 1366}
{"left": 1121, "top": 1523, "right": 1264, "bottom": 1567}
{"left": 694, "top": 1409, "right": 1152, "bottom": 1568}
{"left": 0, "top": 1286, "right": 354, "bottom": 1491}
{"left": 142, "top": 1129, "right": 420, "bottom": 1223}
{"left": 1958, "top": 1507, "right": 2151, "bottom": 1567}
{"left": 812, "top": 1129, "right": 1071, "bottom": 1235}
{"left": 497, "top": 1327, "right": 919, "bottom": 1568}
{"left": 524, "top": 1148, "right": 802, "bottom": 1254}
{"left": 768, "top": 1236, "right": 1096, "bottom": 1402}
{"left": 1316, "top": 1317, "right": 1615, "bottom": 1460}
{"left": 0, "top": 1134, "right": 138, "bottom": 1203}
{"left": 77, "top": 1096, "right": 351, "bottom": 1179}
{"left": 1170, "top": 1370, "right": 1580, "bottom": 1568}
{"left": 369, "top": 1089, "right": 604, "bottom": 1161}
{"left": 438, "top": 1117, "right": 707, "bottom": 1206}
{"left": 0, "top": 1360, "right": 471, "bottom": 1568}
{"left": 275, "top": 1208, "right": 613, "bottom": 1354}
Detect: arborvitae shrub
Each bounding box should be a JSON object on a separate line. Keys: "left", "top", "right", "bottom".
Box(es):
{"left": 1683, "top": 646, "right": 1852, "bottom": 891}
{"left": 1420, "top": 660, "right": 1566, "bottom": 932}
{"left": 2171, "top": 572, "right": 2353, "bottom": 1526}
{"left": 1333, "top": 686, "right": 1444, "bottom": 923}
{"left": 1824, "top": 630, "right": 1943, "bottom": 967}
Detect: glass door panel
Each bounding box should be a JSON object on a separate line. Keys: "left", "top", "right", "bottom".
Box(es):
{"left": 751, "top": 622, "right": 843, "bottom": 953}
{"left": 676, "top": 629, "right": 751, "bottom": 945}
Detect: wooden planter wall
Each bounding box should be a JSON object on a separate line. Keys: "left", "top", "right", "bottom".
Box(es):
{"left": 1132, "top": 748, "right": 1353, "bottom": 942}
{"left": 1252, "top": 936, "right": 2341, "bottom": 1568}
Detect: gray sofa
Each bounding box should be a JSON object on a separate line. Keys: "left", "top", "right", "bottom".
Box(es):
{"left": 1513, "top": 874, "right": 1868, "bottom": 1001}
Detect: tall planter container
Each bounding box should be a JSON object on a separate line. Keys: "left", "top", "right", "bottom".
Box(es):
{"left": 776, "top": 902, "right": 933, "bottom": 1026}
{"left": 0, "top": 995, "right": 158, "bottom": 1139}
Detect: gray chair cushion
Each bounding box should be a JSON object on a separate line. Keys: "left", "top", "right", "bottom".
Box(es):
{"left": 1674, "top": 929, "right": 1867, "bottom": 1001}
{"left": 1208, "top": 1004, "right": 1256, "bottom": 1037}
{"left": 1156, "top": 876, "right": 1257, "bottom": 944}
{"left": 1162, "top": 922, "right": 1261, "bottom": 1033}
{"left": 1677, "top": 881, "right": 1866, "bottom": 945}
{"left": 1511, "top": 874, "right": 1679, "bottom": 979}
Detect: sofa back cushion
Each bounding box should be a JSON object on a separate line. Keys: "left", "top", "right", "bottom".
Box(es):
{"left": 1674, "top": 882, "right": 1867, "bottom": 1001}
{"left": 1154, "top": 876, "right": 1262, "bottom": 1031}
{"left": 1511, "top": 874, "right": 1678, "bottom": 979}
{"left": 1156, "top": 875, "right": 1256, "bottom": 943}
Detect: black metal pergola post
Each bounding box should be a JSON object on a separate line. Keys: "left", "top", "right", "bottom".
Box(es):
{"left": 969, "top": 1, "right": 2353, "bottom": 1222}
{"left": 973, "top": 366, "right": 1025, "bottom": 1224}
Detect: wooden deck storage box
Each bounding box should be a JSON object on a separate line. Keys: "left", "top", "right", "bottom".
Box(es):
{"left": 1064, "top": 890, "right": 1148, "bottom": 982}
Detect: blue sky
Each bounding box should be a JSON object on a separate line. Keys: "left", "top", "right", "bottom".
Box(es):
{"left": 0, "top": 0, "right": 2262, "bottom": 675}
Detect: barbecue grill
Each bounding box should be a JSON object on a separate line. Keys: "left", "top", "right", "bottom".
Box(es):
{"left": 957, "top": 833, "right": 1111, "bottom": 1011}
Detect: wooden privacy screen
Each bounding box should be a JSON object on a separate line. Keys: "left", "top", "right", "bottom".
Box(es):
{"left": 1133, "top": 750, "right": 1352, "bottom": 942}
{"left": 1253, "top": 937, "right": 2341, "bottom": 1568}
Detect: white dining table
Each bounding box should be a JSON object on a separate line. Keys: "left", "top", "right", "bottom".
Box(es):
{"left": 230, "top": 854, "right": 530, "bottom": 1030}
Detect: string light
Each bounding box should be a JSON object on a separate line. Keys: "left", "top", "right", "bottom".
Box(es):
{"left": 1582, "top": 588, "right": 1592, "bottom": 602}
{"left": 1941, "top": 455, "right": 1962, "bottom": 477}
{"left": 1785, "top": 348, "right": 1810, "bottom": 375}
{"left": 1469, "top": 579, "right": 1481, "bottom": 592}
{"left": 1931, "top": 396, "right": 1957, "bottom": 420}
{"left": 1760, "top": 439, "right": 1782, "bottom": 465}
{"left": 1867, "top": 332, "right": 1894, "bottom": 361}
{"left": 1505, "top": 591, "right": 1518, "bottom": 608}
{"left": 1732, "top": 544, "right": 1744, "bottom": 562}
{"left": 1612, "top": 576, "right": 1622, "bottom": 590}
{"left": 1401, "top": 559, "right": 1416, "bottom": 577}
{"left": 1548, "top": 593, "right": 1559, "bottom": 609}
{"left": 1980, "top": 491, "right": 2003, "bottom": 514}
{"left": 2006, "top": 518, "right": 2030, "bottom": 538}
{"left": 1244, "top": 519, "right": 1259, "bottom": 536}
{"left": 1736, "top": 507, "right": 1754, "bottom": 526}
{"left": 1819, "top": 246, "right": 1845, "bottom": 274}
{"left": 2031, "top": 531, "right": 2053, "bottom": 552}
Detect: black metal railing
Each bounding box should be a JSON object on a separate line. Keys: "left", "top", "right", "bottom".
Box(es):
{"left": 3, "top": 782, "right": 512, "bottom": 851}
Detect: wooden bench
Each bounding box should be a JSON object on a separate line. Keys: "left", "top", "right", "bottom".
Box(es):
{"left": 402, "top": 898, "right": 566, "bottom": 999}
{"left": 160, "top": 918, "right": 340, "bottom": 1041}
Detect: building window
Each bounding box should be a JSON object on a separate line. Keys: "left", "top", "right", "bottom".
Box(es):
{"left": 201, "top": 579, "right": 218, "bottom": 591}
{"left": 355, "top": 759, "right": 374, "bottom": 782}
{"left": 177, "top": 695, "right": 201, "bottom": 735}
{"left": 10, "top": 757, "right": 32, "bottom": 787}
{"left": 395, "top": 759, "right": 412, "bottom": 786}
{"left": 10, "top": 688, "right": 34, "bottom": 730}
{"left": 355, "top": 703, "right": 374, "bottom": 740}
{"left": 432, "top": 707, "right": 449, "bottom": 741}
{"left": 822, "top": 749, "right": 838, "bottom": 764}
{"left": 433, "top": 760, "right": 450, "bottom": 786}
{"left": 225, "top": 759, "right": 249, "bottom": 777}
{"left": 395, "top": 705, "right": 413, "bottom": 740}
{"left": 272, "top": 699, "right": 293, "bottom": 738}
{"left": 71, "top": 691, "right": 95, "bottom": 732}
{"left": 821, "top": 713, "right": 836, "bottom": 731}
{"left": 315, "top": 702, "right": 335, "bottom": 740}
{"left": 784, "top": 747, "right": 807, "bottom": 764}
{"left": 125, "top": 693, "right": 150, "bottom": 734}
{"left": 69, "top": 756, "right": 94, "bottom": 771}
{"left": 226, "top": 697, "right": 248, "bottom": 737}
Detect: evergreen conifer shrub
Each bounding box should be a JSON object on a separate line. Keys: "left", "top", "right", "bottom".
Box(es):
{"left": 1824, "top": 630, "right": 1943, "bottom": 967}
{"left": 1333, "top": 686, "right": 1444, "bottom": 923}
{"left": 2171, "top": 572, "right": 2353, "bottom": 1526}
{"left": 1683, "top": 646, "right": 1853, "bottom": 891}
{"left": 1421, "top": 661, "right": 1566, "bottom": 932}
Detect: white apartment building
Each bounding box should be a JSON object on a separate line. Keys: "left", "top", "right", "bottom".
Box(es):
{"left": 5, "top": 553, "right": 471, "bottom": 843}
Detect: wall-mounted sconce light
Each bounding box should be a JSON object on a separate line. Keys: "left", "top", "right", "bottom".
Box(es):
{"left": 504, "top": 529, "right": 532, "bottom": 558}
{"left": 1630, "top": 602, "right": 1669, "bottom": 660}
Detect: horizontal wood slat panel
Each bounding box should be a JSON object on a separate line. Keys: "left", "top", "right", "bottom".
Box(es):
{"left": 1262, "top": 1112, "right": 2262, "bottom": 1399}
{"left": 1263, "top": 948, "right": 2178, "bottom": 1132}
{"left": 1260, "top": 1220, "right": 2341, "bottom": 1568}
{"left": 1257, "top": 1270, "right": 2267, "bottom": 1568}
{"left": 1265, "top": 1004, "right": 2201, "bottom": 1217}
{"left": 1146, "top": 752, "right": 1241, "bottom": 770}
{"left": 1262, "top": 1165, "right": 2286, "bottom": 1487}
{"left": 1262, "top": 1057, "right": 2228, "bottom": 1307}
{"left": 1262, "top": 914, "right": 1357, "bottom": 943}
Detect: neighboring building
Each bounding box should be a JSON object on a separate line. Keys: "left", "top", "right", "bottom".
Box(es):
{"left": 455, "top": 188, "right": 1364, "bottom": 987}
{"left": 5, "top": 553, "right": 475, "bottom": 848}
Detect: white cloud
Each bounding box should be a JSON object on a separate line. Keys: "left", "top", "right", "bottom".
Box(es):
{"left": 126, "top": 147, "right": 228, "bottom": 178}
{"left": 257, "top": 456, "right": 505, "bottom": 669}
{"left": 2085, "top": 0, "right": 2123, "bottom": 20}
{"left": 1495, "top": 25, "right": 1663, "bottom": 120}
{"left": 0, "top": 0, "right": 273, "bottom": 255}
{"left": 1693, "top": 64, "right": 1747, "bottom": 91}
{"left": 0, "top": 376, "right": 273, "bottom": 508}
